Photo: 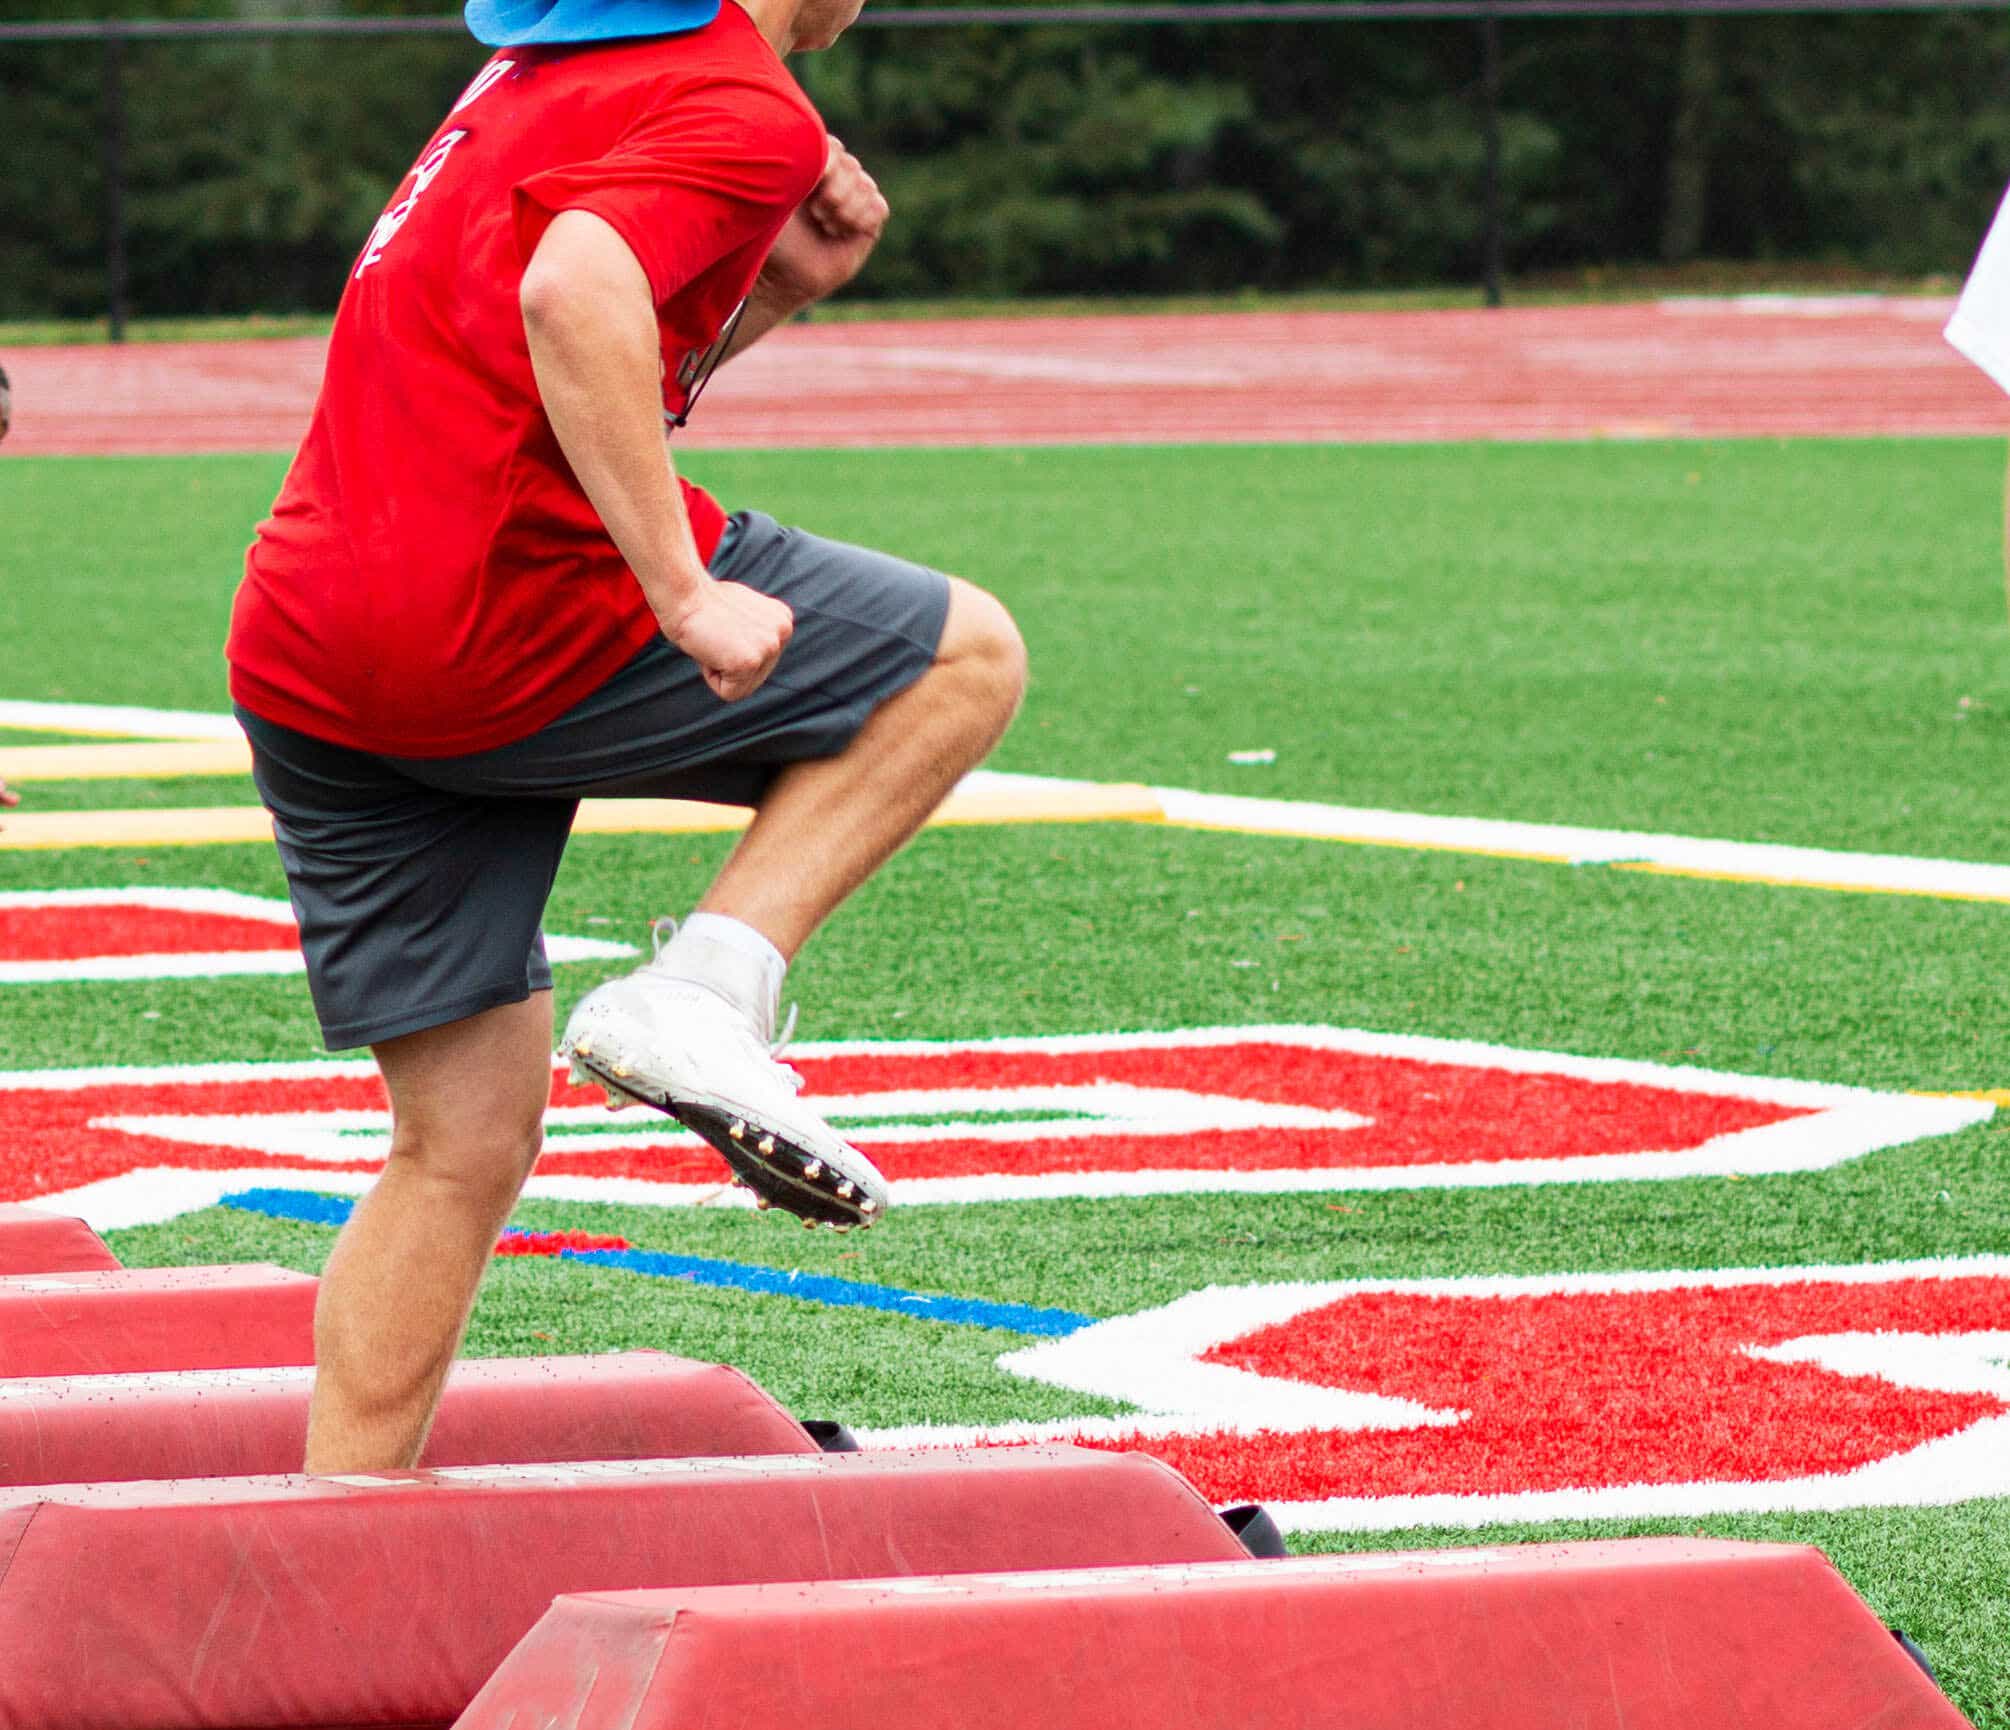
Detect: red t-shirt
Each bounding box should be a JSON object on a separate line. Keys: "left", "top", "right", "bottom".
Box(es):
{"left": 227, "top": 8, "right": 825, "bottom": 756}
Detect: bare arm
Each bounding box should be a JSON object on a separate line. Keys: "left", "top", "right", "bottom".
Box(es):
{"left": 723, "top": 137, "right": 889, "bottom": 365}
{"left": 520, "top": 209, "right": 791, "bottom": 700}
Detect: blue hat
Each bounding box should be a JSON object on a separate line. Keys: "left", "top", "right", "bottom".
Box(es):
{"left": 465, "top": 0, "right": 718, "bottom": 47}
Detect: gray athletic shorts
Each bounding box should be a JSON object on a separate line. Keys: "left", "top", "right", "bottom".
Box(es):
{"left": 239, "top": 511, "right": 952, "bottom": 1051}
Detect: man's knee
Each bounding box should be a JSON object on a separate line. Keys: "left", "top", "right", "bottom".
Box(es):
{"left": 940, "top": 578, "right": 1029, "bottom": 718}
{"left": 373, "top": 997, "right": 554, "bottom": 1210}
{"left": 387, "top": 1102, "right": 544, "bottom": 1208}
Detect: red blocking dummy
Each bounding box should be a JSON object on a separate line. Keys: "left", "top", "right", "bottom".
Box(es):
{"left": 458, "top": 1541, "right": 1971, "bottom": 1730}
{"left": 0, "top": 1264, "right": 317, "bottom": 1375}
{"left": 0, "top": 1350, "right": 819, "bottom": 1485}
{"left": 0, "top": 1445, "right": 1251, "bottom": 1730}
{"left": 0, "top": 1203, "right": 120, "bottom": 1274}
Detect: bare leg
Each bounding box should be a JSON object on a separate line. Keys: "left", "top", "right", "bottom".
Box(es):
{"left": 698, "top": 577, "right": 1027, "bottom": 956}
{"left": 303, "top": 992, "right": 553, "bottom": 1474}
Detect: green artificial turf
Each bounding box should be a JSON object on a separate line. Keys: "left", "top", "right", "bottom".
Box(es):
{"left": 3, "top": 774, "right": 259, "bottom": 811}
{"left": 8, "top": 817, "right": 2010, "bottom": 1094}
{"left": 12, "top": 438, "right": 2010, "bottom": 1717}
{"left": 5, "top": 440, "right": 2009, "bottom": 854}
{"left": 0, "top": 729, "right": 110, "bottom": 745}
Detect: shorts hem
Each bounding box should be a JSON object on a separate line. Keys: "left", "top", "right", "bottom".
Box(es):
{"left": 317, "top": 979, "right": 549, "bottom": 1053}
{"left": 229, "top": 610, "right": 663, "bottom": 759}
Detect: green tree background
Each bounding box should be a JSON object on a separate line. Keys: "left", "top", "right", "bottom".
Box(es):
{"left": 2, "top": 0, "right": 2007, "bottom": 317}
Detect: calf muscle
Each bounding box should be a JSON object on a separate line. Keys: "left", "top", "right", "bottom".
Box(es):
{"left": 304, "top": 993, "right": 553, "bottom": 1473}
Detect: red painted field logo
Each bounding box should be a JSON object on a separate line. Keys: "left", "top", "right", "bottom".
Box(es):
{"left": 863, "top": 1259, "right": 2010, "bottom": 1529}
{"left": 0, "top": 1027, "right": 1986, "bottom": 1226}
{"left": 0, "top": 889, "right": 635, "bottom": 982}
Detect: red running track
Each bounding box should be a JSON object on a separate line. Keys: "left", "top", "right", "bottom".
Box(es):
{"left": 4, "top": 296, "right": 2002, "bottom": 457}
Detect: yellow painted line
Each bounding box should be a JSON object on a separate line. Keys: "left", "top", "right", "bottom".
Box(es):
{"left": 1924, "top": 1089, "right": 2010, "bottom": 1108}
{"left": 1612, "top": 860, "right": 2010, "bottom": 907}
{"left": 0, "top": 807, "right": 275, "bottom": 850}
{"left": 1165, "top": 813, "right": 2010, "bottom": 906}
{"left": 0, "top": 780, "right": 1166, "bottom": 852}
{"left": 913, "top": 780, "right": 1162, "bottom": 827}
{"left": 0, "top": 740, "right": 256, "bottom": 782}
{"left": 1163, "top": 818, "right": 1575, "bottom": 867}
{"left": 574, "top": 779, "right": 1161, "bottom": 838}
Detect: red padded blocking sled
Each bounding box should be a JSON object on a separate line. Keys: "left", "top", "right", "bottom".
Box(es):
{"left": 0, "top": 1263, "right": 318, "bottom": 1376}
{"left": 458, "top": 1541, "right": 1970, "bottom": 1730}
{"left": 0, "top": 1350, "right": 819, "bottom": 1485}
{"left": 0, "top": 1203, "right": 120, "bottom": 1274}
{"left": 0, "top": 1445, "right": 1249, "bottom": 1730}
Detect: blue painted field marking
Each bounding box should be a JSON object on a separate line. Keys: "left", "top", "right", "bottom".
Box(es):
{"left": 219, "top": 1188, "right": 1095, "bottom": 1338}
{"left": 560, "top": 1246, "right": 1091, "bottom": 1336}
{"left": 229, "top": 1188, "right": 352, "bottom": 1228}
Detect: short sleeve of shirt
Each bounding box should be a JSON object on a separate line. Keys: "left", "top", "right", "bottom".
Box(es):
{"left": 511, "top": 80, "right": 825, "bottom": 306}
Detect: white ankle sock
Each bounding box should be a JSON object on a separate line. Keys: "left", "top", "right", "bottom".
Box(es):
{"left": 660, "top": 912, "right": 789, "bottom": 1031}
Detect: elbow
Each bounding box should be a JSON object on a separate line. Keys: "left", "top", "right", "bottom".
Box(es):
{"left": 520, "top": 211, "right": 655, "bottom": 348}
{"left": 518, "top": 258, "right": 573, "bottom": 338}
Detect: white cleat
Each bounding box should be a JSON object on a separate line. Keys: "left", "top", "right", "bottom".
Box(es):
{"left": 558, "top": 957, "right": 888, "bottom": 1230}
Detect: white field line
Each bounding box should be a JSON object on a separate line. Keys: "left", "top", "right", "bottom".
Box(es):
{"left": 0, "top": 700, "right": 245, "bottom": 740}
{"left": 1151, "top": 787, "right": 2010, "bottom": 905}
{"left": 0, "top": 885, "right": 634, "bottom": 981}
{"left": 0, "top": 933, "right": 635, "bottom": 984}
{"left": 0, "top": 1023, "right": 1926, "bottom": 1100}
{"left": 10, "top": 1028, "right": 1989, "bottom": 1224}
{"left": 105, "top": 1086, "right": 1365, "bottom": 1164}
{"left": 6, "top": 698, "right": 2008, "bottom": 904}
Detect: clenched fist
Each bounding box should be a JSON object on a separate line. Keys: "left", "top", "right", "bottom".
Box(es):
{"left": 757, "top": 137, "right": 890, "bottom": 311}
{"left": 665, "top": 580, "right": 795, "bottom": 702}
